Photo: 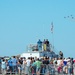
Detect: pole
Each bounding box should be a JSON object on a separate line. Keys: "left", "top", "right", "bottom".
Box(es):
{"left": 51, "top": 22, "right": 54, "bottom": 51}
{"left": 52, "top": 32, "right": 54, "bottom": 51}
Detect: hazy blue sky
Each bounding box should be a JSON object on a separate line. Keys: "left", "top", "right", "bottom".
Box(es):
{"left": 0, "top": 0, "right": 75, "bottom": 58}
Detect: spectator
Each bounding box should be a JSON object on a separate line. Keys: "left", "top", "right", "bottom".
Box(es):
{"left": 1, "top": 59, "right": 6, "bottom": 75}
{"left": 17, "top": 60, "right": 22, "bottom": 74}
{"left": 11, "top": 56, "right": 18, "bottom": 72}
{"left": 59, "top": 51, "right": 63, "bottom": 59}
{"left": 73, "top": 60, "right": 75, "bottom": 75}
{"left": 25, "top": 57, "right": 31, "bottom": 75}
{"left": 0, "top": 58, "right": 1, "bottom": 73}
{"left": 45, "top": 39, "right": 50, "bottom": 51}
{"left": 37, "top": 39, "right": 42, "bottom": 51}
{"left": 8, "top": 58, "right": 13, "bottom": 72}
{"left": 67, "top": 59, "right": 72, "bottom": 75}
{"left": 34, "top": 58, "right": 42, "bottom": 75}
{"left": 19, "top": 58, "right": 23, "bottom": 65}
{"left": 42, "top": 39, "right": 46, "bottom": 51}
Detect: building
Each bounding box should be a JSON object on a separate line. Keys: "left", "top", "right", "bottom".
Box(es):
{"left": 20, "top": 51, "right": 40, "bottom": 59}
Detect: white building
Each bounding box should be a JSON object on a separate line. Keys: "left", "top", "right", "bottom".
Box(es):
{"left": 20, "top": 51, "right": 40, "bottom": 59}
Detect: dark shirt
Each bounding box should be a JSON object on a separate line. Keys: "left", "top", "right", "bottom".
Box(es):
{"left": 43, "top": 60, "right": 49, "bottom": 65}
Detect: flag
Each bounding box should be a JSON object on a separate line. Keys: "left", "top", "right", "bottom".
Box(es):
{"left": 51, "top": 22, "right": 53, "bottom": 33}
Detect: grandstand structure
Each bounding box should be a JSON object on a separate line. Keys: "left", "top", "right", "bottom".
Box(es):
{"left": 20, "top": 39, "right": 59, "bottom": 59}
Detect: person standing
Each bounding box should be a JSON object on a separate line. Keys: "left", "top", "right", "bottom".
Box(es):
{"left": 25, "top": 57, "right": 31, "bottom": 75}
{"left": 0, "top": 58, "right": 2, "bottom": 73}
{"left": 11, "top": 56, "right": 18, "bottom": 72}
{"left": 34, "top": 58, "right": 42, "bottom": 75}
{"left": 1, "top": 59, "right": 6, "bottom": 75}
{"left": 42, "top": 39, "right": 46, "bottom": 51}
{"left": 37, "top": 39, "right": 42, "bottom": 51}
{"left": 73, "top": 60, "right": 75, "bottom": 75}
{"left": 8, "top": 58, "right": 13, "bottom": 72}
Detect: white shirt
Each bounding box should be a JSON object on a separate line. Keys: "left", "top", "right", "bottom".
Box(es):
{"left": 57, "top": 60, "right": 62, "bottom": 66}
{"left": 1, "top": 61, "right": 6, "bottom": 69}
{"left": 26, "top": 59, "right": 31, "bottom": 67}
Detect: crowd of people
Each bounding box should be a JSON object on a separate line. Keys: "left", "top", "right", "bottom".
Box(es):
{"left": 0, "top": 55, "right": 75, "bottom": 75}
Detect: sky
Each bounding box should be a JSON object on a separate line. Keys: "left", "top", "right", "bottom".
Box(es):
{"left": 0, "top": 0, "right": 75, "bottom": 58}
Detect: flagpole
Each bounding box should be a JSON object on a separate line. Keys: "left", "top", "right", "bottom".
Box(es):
{"left": 51, "top": 22, "right": 54, "bottom": 51}
{"left": 52, "top": 31, "right": 54, "bottom": 51}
